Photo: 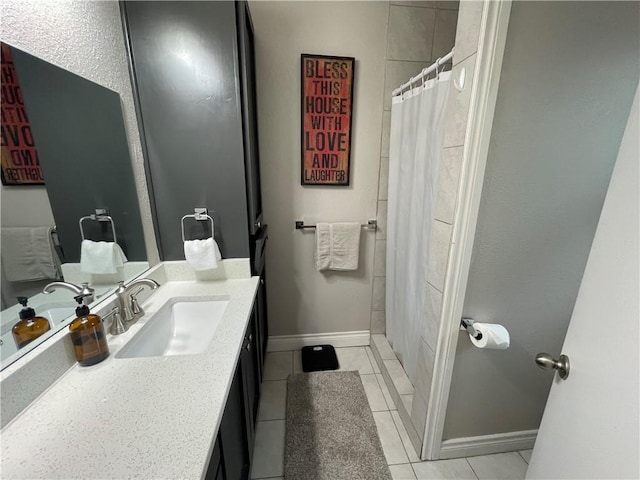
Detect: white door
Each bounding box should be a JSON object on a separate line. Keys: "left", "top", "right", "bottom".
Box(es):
{"left": 526, "top": 86, "right": 639, "bottom": 479}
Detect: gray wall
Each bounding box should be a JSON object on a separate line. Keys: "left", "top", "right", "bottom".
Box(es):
{"left": 123, "top": 1, "right": 250, "bottom": 261}
{"left": 12, "top": 46, "right": 147, "bottom": 263}
{"left": 444, "top": 1, "right": 639, "bottom": 439}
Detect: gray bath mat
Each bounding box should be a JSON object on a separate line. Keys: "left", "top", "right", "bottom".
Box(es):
{"left": 285, "top": 371, "right": 392, "bottom": 480}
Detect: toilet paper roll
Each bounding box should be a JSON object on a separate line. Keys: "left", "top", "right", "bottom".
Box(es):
{"left": 470, "top": 323, "right": 510, "bottom": 350}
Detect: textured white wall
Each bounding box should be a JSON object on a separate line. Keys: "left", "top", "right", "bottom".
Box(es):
{"left": 249, "top": 1, "right": 387, "bottom": 336}
{"left": 0, "top": 0, "right": 159, "bottom": 263}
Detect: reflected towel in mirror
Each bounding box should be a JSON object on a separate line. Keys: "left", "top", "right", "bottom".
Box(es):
{"left": 184, "top": 237, "right": 222, "bottom": 271}
{"left": 80, "top": 240, "right": 127, "bottom": 274}
{"left": 0, "top": 226, "right": 60, "bottom": 282}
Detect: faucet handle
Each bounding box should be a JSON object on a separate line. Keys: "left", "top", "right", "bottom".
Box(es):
{"left": 103, "top": 307, "right": 127, "bottom": 335}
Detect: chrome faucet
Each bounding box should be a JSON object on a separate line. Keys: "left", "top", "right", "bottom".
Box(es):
{"left": 111, "top": 278, "right": 160, "bottom": 335}
{"left": 43, "top": 281, "right": 95, "bottom": 303}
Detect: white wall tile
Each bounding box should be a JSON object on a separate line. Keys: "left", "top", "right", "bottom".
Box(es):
{"left": 413, "top": 339, "right": 435, "bottom": 403}
{"left": 466, "top": 452, "right": 528, "bottom": 480}
{"left": 434, "top": 146, "right": 464, "bottom": 224}
{"left": 443, "top": 53, "right": 476, "bottom": 148}
{"left": 423, "top": 282, "right": 443, "bottom": 351}
{"left": 371, "top": 309, "right": 386, "bottom": 334}
{"left": 377, "top": 200, "right": 388, "bottom": 239}
{"left": 374, "top": 239, "right": 387, "bottom": 277}
{"left": 432, "top": 8, "right": 459, "bottom": 59}
{"left": 410, "top": 389, "right": 428, "bottom": 439}
{"left": 381, "top": 110, "right": 392, "bottom": 156}
{"left": 384, "top": 359, "right": 414, "bottom": 395}
{"left": 437, "top": 1, "right": 459, "bottom": 10}
{"left": 372, "top": 333, "right": 396, "bottom": 360}
{"left": 453, "top": 0, "right": 484, "bottom": 64}
{"left": 387, "top": 5, "right": 435, "bottom": 61}
{"left": 384, "top": 61, "right": 428, "bottom": 110}
{"left": 373, "top": 411, "right": 410, "bottom": 465}
{"left": 372, "top": 276, "right": 386, "bottom": 311}
{"left": 250, "top": 420, "right": 286, "bottom": 479}
{"left": 401, "top": 394, "right": 413, "bottom": 413}
{"left": 427, "top": 220, "right": 453, "bottom": 291}
{"left": 412, "top": 458, "right": 477, "bottom": 480}
{"left": 378, "top": 155, "right": 389, "bottom": 200}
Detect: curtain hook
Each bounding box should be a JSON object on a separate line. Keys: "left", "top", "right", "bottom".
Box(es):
{"left": 421, "top": 67, "right": 427, "bottom": 88}
{"left": 435, "top": 57, "right": 441, "bottom": 79}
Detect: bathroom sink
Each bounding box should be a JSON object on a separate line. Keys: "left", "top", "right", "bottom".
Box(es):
{"left": 116, "top": 297, "right": 229, "bottom": 359}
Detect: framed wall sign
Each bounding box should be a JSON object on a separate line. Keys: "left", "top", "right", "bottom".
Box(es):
{"left": 301, "top": 54, "right": 354, "bottom": 186}
{"left": 1, "top": 42, "right": 45, "bottom": 186}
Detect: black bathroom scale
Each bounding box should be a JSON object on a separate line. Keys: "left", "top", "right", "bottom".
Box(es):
{"left": 301, "top": 344, "right": 339, "bottom": 372}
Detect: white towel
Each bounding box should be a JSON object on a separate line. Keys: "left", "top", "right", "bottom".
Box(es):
{"left": 80, "top": 240, "right": 128, "bottom": 274}
{"left": 0, "top": 226, "right": 60, "bottom": 281}
{"left": 315, "top": 222, "right": 361, "bottom": 271}
{"left": 184, "top": 237, "right": 222, "bottom": 271}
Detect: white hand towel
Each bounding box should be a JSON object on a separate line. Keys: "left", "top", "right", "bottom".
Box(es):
{"left": 80, "top": 240, "right": 128, "bottom": 274}
{"left": 315, "top": 222, "right": 361, "bottom": 271}
{"left": 1, "top": 226, "right": 59, "bottom": 281}
{"left": 184, "top": 237, "right": 222, "bottom": 271}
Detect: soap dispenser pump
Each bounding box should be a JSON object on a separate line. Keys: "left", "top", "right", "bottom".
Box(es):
{"left": 68, "top": 295, "right": 109, "bottom": 366}
{"left": 12, "top": 297, "right": 52, "bottom": 349}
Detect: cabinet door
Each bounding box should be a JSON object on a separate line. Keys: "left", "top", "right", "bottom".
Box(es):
{"left": 236, "top": 0, "right": 263, "bottom": 235}
{"left": 204, "top": 437, "right": 223, "bottom": 480}
{"left": 219, "top": 364, "right": 250, "bottom": 480}
{"left": 240, "top": 307, "right": 260, "bottom": 458}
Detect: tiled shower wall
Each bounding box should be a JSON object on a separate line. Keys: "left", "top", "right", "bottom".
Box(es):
{"left": 371, "top": 1, "right": 459, "bottom": 346}
{"left": 371, "top": 0, "right": 487, "bottom": 445}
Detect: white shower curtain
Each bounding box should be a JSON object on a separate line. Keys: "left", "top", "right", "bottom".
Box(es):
{"left": 386, "top": 71, "right": 450, "bottom": 383}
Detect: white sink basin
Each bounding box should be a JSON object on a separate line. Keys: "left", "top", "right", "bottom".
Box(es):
{"left": 116, "top": 297, "right": 229, "bottom": 359}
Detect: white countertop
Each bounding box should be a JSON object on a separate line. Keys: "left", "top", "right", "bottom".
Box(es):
{"left": 0, "top": 276, "right": 259, "bottom": 479}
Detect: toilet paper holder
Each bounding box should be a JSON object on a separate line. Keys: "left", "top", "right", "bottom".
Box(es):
{"left": 460, "top": 318, "right": 483, "bottom": 341}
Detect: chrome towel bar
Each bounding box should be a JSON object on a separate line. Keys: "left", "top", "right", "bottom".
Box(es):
{"left": 295, "top": 220, "right": 377, "bottom": 231}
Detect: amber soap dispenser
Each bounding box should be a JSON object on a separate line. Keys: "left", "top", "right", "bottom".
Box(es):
{"left": 12, "top": 297, "right": 51, "bottom": 349}
{"left": 69, "top": 295, "right": 109, "bottom": 366}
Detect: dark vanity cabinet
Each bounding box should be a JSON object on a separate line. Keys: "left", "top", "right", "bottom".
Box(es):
{"left": 121, "top": 0, "right": 264, "bottom": 260}
{"left": 205, "top": 305, "right": 261, "bottom": 480}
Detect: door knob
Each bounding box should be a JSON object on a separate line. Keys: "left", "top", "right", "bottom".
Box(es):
{"left": 535, "top": 353, "right": 570, "bottom": 380}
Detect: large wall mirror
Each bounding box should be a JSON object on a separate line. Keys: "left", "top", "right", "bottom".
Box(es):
{"left": 0, "top": 42, "right": 150, "bottom": 369}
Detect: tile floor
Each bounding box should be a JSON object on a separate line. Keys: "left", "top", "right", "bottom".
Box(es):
{"left": 250, "top": 347, "right": 531, "bottom": 480}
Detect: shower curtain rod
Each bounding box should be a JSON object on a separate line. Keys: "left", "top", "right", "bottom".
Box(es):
{"left": 392, "top": 48, "right": 455, "bottom": 97}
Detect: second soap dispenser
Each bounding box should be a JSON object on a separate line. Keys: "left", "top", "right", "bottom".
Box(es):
{"left": 12, "top": 297, "right": 51, "bottom": 349}
{"left": 68, "top": 295, "right": 109, "bottom": 366}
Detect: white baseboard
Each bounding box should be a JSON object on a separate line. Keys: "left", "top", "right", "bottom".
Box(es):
{"left": 267, "top": 330, "right": 370, "bottom": 352}
{"left": 438, "top": 430, "right": 537, "bottom": 459}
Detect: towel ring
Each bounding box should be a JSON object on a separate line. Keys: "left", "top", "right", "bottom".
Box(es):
{"left": 79, "top": 209, "right": 117, "bottom": 242}
{"left": 181, "top": 208, "right": 215, "bottom": 242}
